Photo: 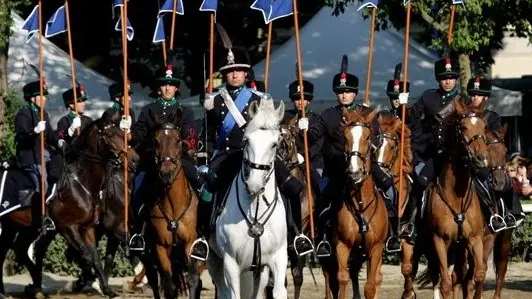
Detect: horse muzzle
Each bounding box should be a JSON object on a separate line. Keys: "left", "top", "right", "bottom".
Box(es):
{"left": 159, "top": 168, "right": 178, "bottom": 185}
{"left": 347, "top": 170, "right": 364, "bottom": 184}
{"left": 473, "top": 155, "right": 488, "bottom": 169}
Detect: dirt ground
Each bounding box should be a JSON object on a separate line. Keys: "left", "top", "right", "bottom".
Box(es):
{"left": 3, "top": 262, "right": 532, "bottom": 298}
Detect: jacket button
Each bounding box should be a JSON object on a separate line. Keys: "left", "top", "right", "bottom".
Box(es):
{"left": 244, "top": 111, "right": 247, "bottom": 115}
{"left": 226, "top": 147, "right": 229, "bottom": 151}
{"left": 222, "top": 103, "right": 225, "bottom": 107}
{"left": 225, "top": 137, "right": 229, "bottom": 141}
{"left": 163, "top": 112, "right": 166, "bottom": 115}
{"left": 221, "top": 111, "right": 225, "bottom": 115}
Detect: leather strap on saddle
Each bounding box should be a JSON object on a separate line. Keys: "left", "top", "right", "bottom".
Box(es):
{"left": 219, "top": 89, "right": 247, "bottom": 128}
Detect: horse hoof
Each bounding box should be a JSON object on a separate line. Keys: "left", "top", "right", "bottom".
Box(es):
{"left": 23, "top": 284, "right": 38, "bottom": 296}
{"left": 122, "top": 280, "right": 138, "bottom": 293}
{"left": 35, "top": 291, "right": 46, "bottom": 299}
{"left": 104, "top": 290, "right": 119, "bottom": 298}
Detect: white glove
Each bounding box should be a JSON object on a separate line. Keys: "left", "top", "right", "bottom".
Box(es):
{"left": 298, "top": 118, "right": 309, "bottom": 131}
{"left": 120, "top": 115, "right": 132, "bottom": 131}
{"left": 58, "top": 139, "right": 66, "bottom": 149}
{"left": 399, "top": 92, "right": 409, "bottom": 105}
{"left": 68, "top": 116, "right": 82, "bottom": 137}
{"left": 34, "top": 121, "right": 46, "bottom": 134}
{"left": 297, "top": 153, "right": 305, "bottom": 164}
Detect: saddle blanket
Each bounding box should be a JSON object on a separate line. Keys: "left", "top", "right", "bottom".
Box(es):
{"left": 0, "top": 167, "right": 35, "bottom": 218}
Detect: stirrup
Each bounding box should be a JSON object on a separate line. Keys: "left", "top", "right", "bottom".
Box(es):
{"left": 41, "top": 216, "right": 56, "bottom": 232}
{"left": 385, "top": 236, "right": 402, "bottom": 254}
{"left": 504, "top": 214, "right": 517, "bottom": 229}
{"left": 489, "top": 214, "right": 506, "bottom": 233}
{"left": 293, "top": 234, "right": 314, "bottom": 257}
{"left": 189, "top": 238, "right": 209, "bottom": 261}
{"left": 129, "top": 234, "right": 145, "bottom": 251}
{"left": 315, "top": 240, "right": 332, "bottom": 258}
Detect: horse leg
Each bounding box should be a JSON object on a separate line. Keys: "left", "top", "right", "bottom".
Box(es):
{"left": 268, "top": 249, "right": 289, "bottom": 299}
{"left": 469, "top": 236, "right": 486, "bottom": 299}
{"left": 0, "top": 225, "right": 17, "bottom": 298}
{"left": 103, "top": 235, "right": 120, "bottom": 285}
{"left": 155, "top": 244, "right": 176, "bottom": 299}
{"left": 335, "top": 240, "right": 350, "bottom": 299}
{"left": 400, "top": 241, "right": 416, "bottom": 299}
{"left": 349, "top": 253, "right": 363, "bottom": 299}
{"left": 364, "top": 244, "right": 384, "bottom": 299}
{"left": 187, "top": 259, "right": 203, "bottom": 299}
{"left": 12, "top": 230, "right": 45, "bottom": 298}
{"left": 492, "top": 230, "right": 512, "bottom": 299}
{"left": 81, "top": 226, "right": 118, "bottom": 298}
{"left": 290, "top": 254, "right": 305, "bottom": 299}
{"left": 140, "top": 252, "right": 161, "bottom": 299}
{"left": 433, "top": 236, "right": 452, "bottom": 299}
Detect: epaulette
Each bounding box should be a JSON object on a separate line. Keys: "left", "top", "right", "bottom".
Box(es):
{"left": 251, "top": 89, "right": 267, "bottom": 98}
{"left": 203, "top": 90, "right": 221, "bottom": 111}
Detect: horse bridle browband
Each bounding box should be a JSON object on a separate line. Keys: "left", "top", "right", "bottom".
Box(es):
{"left": 345, "top": 121, "right": 372, "bottom": 176}
{"left": 455, "top": 113, "right": 486, "bottom": 164}
{"left": 374, "top": 131, "right": 399, "bottom": 170}
{"left": 154, "top": 123, "right": 181, "bottom": 167}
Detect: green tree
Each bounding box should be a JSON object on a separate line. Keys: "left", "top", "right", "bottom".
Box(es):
{"left": 327, "top": 0, "right": 532, "bottom": 88}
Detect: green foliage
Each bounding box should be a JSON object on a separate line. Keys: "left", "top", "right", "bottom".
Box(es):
{"left": 511, "top": 215, "right": 532, "bottom": 261}
{"left": 326, "top": 0, "right": 532, "bottom": 72}
{"left": 0, "top": 91, "right": 23, "bottom": 161}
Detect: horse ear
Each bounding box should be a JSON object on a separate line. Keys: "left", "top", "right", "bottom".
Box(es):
{"left": 501, "top": 122, "right": 508, "bottom": 138}
{"left": 454, "top": 98, "right": 465, "bottom": 115}
{"left": 275, "top": 100, "right": 285, "bottom": 121}
{"left": 366, "top": 108, "right": 378, "bottom": 123}
{"left": 248, "top": 100, "right": 259, "bottom": 119}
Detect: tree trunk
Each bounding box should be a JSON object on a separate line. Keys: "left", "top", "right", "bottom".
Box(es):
{"left": 458, "top": 53, "right": 471, "bottom": 92}
{"left": 0, "top": 3, "right": 11, "bottom": 141}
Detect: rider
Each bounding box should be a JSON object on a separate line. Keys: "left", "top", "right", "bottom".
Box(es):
{"left": 103, "top": 81, "right": 136, "bottom": 122}
{"left": 400, "top": 58, "right": 507, "bottom": 243}
{"left": 120, "top": 65, "right": 202, "bottom": 253}
{"left": 467, "top": 76, "right": 525, "bottom": 228}
{"left": 283, "top": 78, "right": 324, "bottom": 200}
{"left": 386, "top": 78, "right": 410, "bottom": 120}
{"left": 56, "top": 85, "right": 93, "bottom": 144}
{"left": 14, "top": 80, "right": 62, "bottom": 229}
{"left": 199, "top": 47, "right": 315, "bottom": 258}
{"left": 304, "top": 55, "right": 398, "bottom": 255}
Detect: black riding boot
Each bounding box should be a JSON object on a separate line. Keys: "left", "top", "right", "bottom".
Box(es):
{"left": 473, "top": 178, "right": 506, "bottom": 233}
{"left": 315, "top": 207, "right": 332, "bottom": 258}
{"left": 507, "top": 192, "right": 526, "bottom": 228}
{"left": 190, "top": 167, "right": 217, "bottom": 261}
{"left": 129, "top": 205, "right": 148, "bottom": 251}
{"left": 382, "top": 187, "right": 401, "bottom": 253}
{"left": 399, "top": 192, "right": 418, "bottom": 244}
{"left": 280, "top": 176, "right": 314, "bottom": 257}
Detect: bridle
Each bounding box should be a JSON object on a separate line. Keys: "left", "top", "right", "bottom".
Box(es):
{"left": 344, "top": 121, "right": 372, "bottom": 178}
{"left": 374, "top": 130, "right": 399, "bottom": 172}
{"left": 454, "top": 113, "right": 486, "bottom": 167}
{"left": 242, "top": 136, "right": 276, "bottom": 196}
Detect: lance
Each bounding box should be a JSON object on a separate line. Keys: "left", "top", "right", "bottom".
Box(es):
{"left": 64, "top": 0, "right": 80, "bottom": 135}
{"left": 120, "top": 0, "right": 131, "bottom": 239}
{"left": 448, "top": 2, "right": 456, "bottom": 47}
{"left": 264, "top": 22, "right": 273, "bottom": 90}
{"left": 363, "top": 6, "right": 377, "bottom": 106}
{"left": 37, "top": 0, "right": 47, "bottom": 225}
{"left": 156, "top": 0, "right": 168, "bottom": 63}
{"left": 169, "top": 0, "right": 178, "bottom": 51}
{"left": 397, "top": 1, "right": 412, "bottom": 219}
{"left": 292, "top": 0, "right": 315, "bottom": 243}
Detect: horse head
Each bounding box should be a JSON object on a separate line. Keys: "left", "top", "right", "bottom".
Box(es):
{"left": 342, "top": 107, "right": 378, "bottom": 184}
{"left": 486, "top": 123, "right": 509, "bottom": 192}
{"left": 243, "top": 97, "right": 285, "bottom": 197}
{"left": 278, "top": 116, "right": 299, "bottom": 167}
{"left": 153, "top": 108, "right": 183, "bottom": 185}
{"left": 448, "top": 98, "right": 488, "bottom": 170}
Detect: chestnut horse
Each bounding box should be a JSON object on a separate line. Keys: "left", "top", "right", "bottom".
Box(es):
{"left": 146, "top": 111, "right": 203, "bottom": 299}
{"left": 266, "top": 116, "right": 316, "bottom": 299}
{"left": 330, "top": 107, "right": 388, "bottom": 299}
{"left": 0, "top": 115, "right": 128, "bottom": 298}
{"left": 424, "top": 98, "right": 488, "bottom": 299}
{"left": 454, "top": 126, "right": 513, "bottom": 299}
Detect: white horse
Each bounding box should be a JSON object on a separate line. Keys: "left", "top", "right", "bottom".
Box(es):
{"left": 208, "top": 98, "right": 288, "bottom": 299}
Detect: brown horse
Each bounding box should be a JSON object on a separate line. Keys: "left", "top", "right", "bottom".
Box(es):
{"left": 454, "top": 125, "right": 513, "bottom": 299}
{"left": 0, "top": 114, "right": 129, "bottom": 298}
{"left": 329, "top": 107, "right": 388, "bottom": 299}
{"left": 424, "top": 98, "right": 489, "bottom": 299}
{"left": 372, "top": 112, "right": 421, "bottom": 299}
{"left": 265, "top": 116, "right": 316, "bottom": 299}
{"left": 146, "top": 111, "right": 203, "bottom": 299}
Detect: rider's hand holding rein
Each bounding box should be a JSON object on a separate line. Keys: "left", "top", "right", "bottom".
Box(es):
{"left": 34, "top": 120, "right": 46, "bottom": 134}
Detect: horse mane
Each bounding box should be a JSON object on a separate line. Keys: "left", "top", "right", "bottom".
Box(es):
{"left": 343, "top": 107, "right": 376, "bottom": 128}
{"left": 377, "top": 111, "right": 413, "bottom": 174}
{"left": 486, "top": 129, "right": 507, "bottom": 166}
{"left": 246, "top": 100, "right": 281, "bottom": 134}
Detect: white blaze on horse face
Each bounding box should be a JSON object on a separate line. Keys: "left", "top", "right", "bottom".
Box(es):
{"left": 470, "top": 116, "right": 478, "bottom": 126}
{"left": 348, "top": 126, "right": 364, "bottom": 172}
{"left": 377, "top": 137, "right": 388, "bottom": 164}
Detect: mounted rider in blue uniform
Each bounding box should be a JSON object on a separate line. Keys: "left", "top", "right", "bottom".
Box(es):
{"left": 198, "top": 46, "right": 315, "bottom": 259}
